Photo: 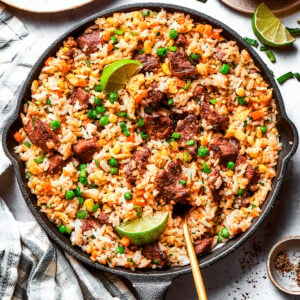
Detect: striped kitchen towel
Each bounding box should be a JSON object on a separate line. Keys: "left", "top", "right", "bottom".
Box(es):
{"left": 0, "top": 4, "right": 135, "bottom": 300}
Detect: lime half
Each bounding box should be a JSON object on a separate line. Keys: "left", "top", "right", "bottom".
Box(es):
{"left": 100, "top": 59, "right": 142, "bottom": 93}
{"left": 116, "top": 212, "right": 169, "bottom": 246}
{"left": 252, "top": 3, "right": 295, "bottom": 47}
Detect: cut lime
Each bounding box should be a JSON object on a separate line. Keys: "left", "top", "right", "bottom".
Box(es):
{"left": 252, "top": 3, "right": 295, "bottom": 47}
{"left": 116, "top": 212, "right": 169, "bottom": 246}
{"left": 100, "top": 59, "right": 142, "bottom": 93}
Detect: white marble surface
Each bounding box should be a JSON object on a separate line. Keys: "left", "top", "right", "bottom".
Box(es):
{"left": 4, "top": 0, "right": 300, "bottom": 299}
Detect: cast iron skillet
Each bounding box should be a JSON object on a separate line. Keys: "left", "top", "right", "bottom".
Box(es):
{"left": 2, "top": 3, "right": 298, "bottom": 299}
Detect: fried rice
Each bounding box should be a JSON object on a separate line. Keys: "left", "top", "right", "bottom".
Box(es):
{"left": 14, "top": 9, "right": 281, "bottom": 270}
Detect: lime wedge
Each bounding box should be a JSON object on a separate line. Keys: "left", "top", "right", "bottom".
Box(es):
{"left": 100, "top": 59, "right": 142, "bottom": 93}
{"left": 252, "top": 3, "right": 295, "bottom": 47}
{"left": 116, "top": 212, "right": 169, "bottom": 246}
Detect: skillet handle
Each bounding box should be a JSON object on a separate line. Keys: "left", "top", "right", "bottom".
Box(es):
{"left": 130, "top": 278, "right": 173, "bottom": 300}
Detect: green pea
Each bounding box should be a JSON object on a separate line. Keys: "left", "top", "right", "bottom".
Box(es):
{"left": 79, "top": 164, "right": 87, "bottom": 170}
{"left": 221, "top": 227, "right": 229, "bottom": 238}
{"left": 124, "top": 192, "right": 133, "bottom": 201}
{"left": 261, "top": 126, "right": 267, "bottom": 134}
{"left": 79, "top": 176, "right": 88, "bottom": 186}
{"left": 24, "top": 142, "right": 31, "bottom": 147}
{"left": 74, "top": 187, "right": 81, "bottom": 197}
{"left": 92, "top": 203, "right": 99, "bottom": 212}
{"left": 50, "top": 120, "right": 61, "bottom": 130}
{"left": 76, "top": 210, "right": 88, "bottom": 219}
{"left": 116, "top": 246, "right": 124, "bottom": 254}
{"left": 237, "top": 188, "right": 245, "bottom": 196}
{"left": 169, "top": 29, "right": 178, "bottom": 39}
{"left": 237, "top": 96, "right": 246, "bottom": 105}
{"left": 65, "top": 190, "right": 75, "bottom": 200}
{"left": 198, "top": 147, "right": 208, "bottom": 158}
{"left": 220, "top": 63, "right": 230, "bottom": 75}
{"left": 94, "top": 85, "right": 102, "bottom": 92}
{"left": 108, "top": 92, "right": 119, "bottom": 103}
{"left": 153, "top": 259, "right": 159, "bottom": 264}
{"left": 96, "top": 106, "right": 106, "bottom": 114}
{"left": 157, "top": 47, "right": 168, "bottom": 57}
{"left": 58, "top": 225, "right": 66, "bottom": 234}
{"left": 94, "top": 96, "right": 101, "bottom": 106}
{"left": 99, "top": 115, "right": 109, "bottom": 126}
{"left": 172, "top": 132, "right": 181, "bottom": 139}
{"left": 227, "top": 161, "right": 235, "bottom": 170}
{"left": 179, "top": 180, "right": 187, "bottom": 185}
{"left": 110, "top": 167, "right": 118, "bottom": 174}
{"left": 108, "top": 158, "right": 118, "bottom": 167}
{"left": 87, "top": 110, "right": 93, "bottom": 119}
{"left": 65, "top": 226, "right": 72, "bottom": 234}
{"left": 186, "top": 140, "right": 195, "bottom": 146}
{"left": 202, "top": 162, "right": 211, "bottom": 174}
{"left": 167, "top": 98, "right": 173, "bottom": 105}
{"left": 190, "top": 53, "right": 200, "bottom": 61}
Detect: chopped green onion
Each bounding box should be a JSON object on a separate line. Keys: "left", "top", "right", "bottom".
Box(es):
{"left": 198, "top": 147, "right": 208, "bottom": 158}
{"left": 287, "top": 27, "right": 300, "bottom": 36}
{"left": 243, "top": 37, "right": 258, "bottom": 47}
{"left": 141, "top": 132, "right": 150, "bottom": 139}
{"left": 116, "top": 246, "right": 124, "bottom": 254}
{"left": 266, "top": 49, "right": 276, "bottom": 63}
{"left": 79, "top": 164, "right": 87, "bottom": 170}
{"left": 186, "top": 139, "right": 195, "bottom": 146}
{"left": 220, "top": 63, "right": 230, "bottom": 74}
{"left": 50, "top": 120, "right": 61, "bottom": 130}
{"left": 153, "top": 259, "right": 160, "bottom": 264}
{"left": 293, "top": 73, "right": 300, "bottom": 81}
{"left": 116, "top": 112, "right": 128, "bottom": 118}
{"left": 172, "top": 132, "right": 181, "bottom": 139}
{"left": 114, "top": 29, "right": 124, "bottom": 35}
{"left": 94, "top": 96, "right": 101, "bottom": 106}
{"left": 237, "top": 96, "right": 246, "bottom": 105}
{"left": 138, "top": 118, "right": 144, "bottom": 127}
{"left": 85, "top": 59, "right": 90, "bottom": 67}
{"left": 277, "top": 72, "right": 294, "bottom": 84}
{"left": 260, "top": 45, "right": 268, "bottom": 51}
{"left": 168, "top": 45, "right": 177, "bottom": 52}
{"left": 74, "top": 187, "right": 81, "bottom": 197}
{"left": 137, "top": 49, "right": 144, "bottom": 54}
{"left": 32, "top": 117, "right": 36, "bottom": 128}
{"left": 189, "top": 53, "right": 200, "bottom": 61}
{"left": 108, "top": 92, "right": 119, "bottom": 103}
{"left": 120, "top": 122, "right": 130, "bottom": 137}
{"left": 79, "top": 176, "right": 88, "bottom": 186}
{"left": 78, "top": 197, "right": 84, "bottom": 206}
{"left": 209, "top": 99, "right": 217, "bottom": 105}
{"left": 134, "top": 205, "right": 143, "bottom": 217}
{"left": 46, "top": 98, "right": 52, "bottom": 106}
{"left": 217, "top": 233, "right": 223, "bottom": 243}
{"left": 24, "top": 142, "right": 31, "bottom": 147}
{"left": 94, "top": 85, "right": 102, "bottom": 92}
{"left": 183, "top": 80, "right": 191, "bottom": 91}
{"left": 202, "top": 161, "right": 211, "bottom": 173}
{"left": 179, "top": 180, "right": 187, "bottom": 185}
{"left": 251, "top": 204, "right": 256, "bottom": 209}
{"left": 34, "top": 154, "right": 45, "bottom": 164}
{"left": 142, "top": 10, "right": 151, "bottom": 17}
{"left": 110, "top": 35, "right": 118, "bottom": 44}
{"left": 92, "top": 203, "right": 99, "bottom": 212}
{"left": 237, "top": 188, "right": 245, "bottom": 196}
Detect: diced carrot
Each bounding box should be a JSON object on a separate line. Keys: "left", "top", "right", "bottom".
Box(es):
{"left": 107, "top": 43, "right": 114, "bottom": 53}
{"left": 60, "top": 64, "right": 69, "bottom": 74}
{"left": 150, "top": 22, "right": 159, "bottom": 28}
{"left": 126, "top": 134, "right": 135, "bottom": 142}
{"left": 120, "top": 237, "right": 130, "bottom": 247}
{"left": 251, "top": 110, "right": 265, "bottom": 121}
{"left": 139, "top": 21, "right": 148, "bottom": 30}
{"left": 13, "top": 131, "right": 22, "bottom": 143}
{"left": 177, "top": 18, "right": 185, "bottom": 25}
{"left": 177, "top": 78, "right": 186, "bottom": 88}
{"left": 77, "top": 79, "right": 87, "bottom": 87}
{"left": 135, "top": 189, "right": 146, "bottom": 197}
{"left": 72, "top": 40, "right": 78, "bottom": 47}
{"left": 134, "top": 90, "right": 148, "bottom": 104}
{"left": 212, "top": 30, "right": 220, "bottom": 40}
{"left": 203, "top": 24, "right": 212, "bottom": 37}
{"left": 45, "top": 57, "right": 54, "bottom": 67}
{"left": 195, "top": 24, "right": 204, "bottom": 34}
{"left": 103, "top": 30, "right": 111, "bottom": 41}
{"left": 133, "top": 197, "right": 146, "bottom": 207}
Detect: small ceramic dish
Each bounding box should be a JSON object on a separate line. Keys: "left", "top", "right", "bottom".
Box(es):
{"left": 267, "top": 236, "right": 300, "bottom": 296}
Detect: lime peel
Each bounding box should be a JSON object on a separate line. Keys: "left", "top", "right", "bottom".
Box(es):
{"left": 116, "top": 212, "right": 169, "bottom": 246}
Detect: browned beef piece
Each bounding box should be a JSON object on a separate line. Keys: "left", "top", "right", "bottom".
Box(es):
{"left": 133, "top": 53, "right": 160, "bottom": 73}
{"left": 170, "top": 108, "right": 188, "bottom": 121}
{"left": 70, "top": 88, "right": 90, "bottom": 110}
{"left": 80, "top": 218, "right": 100, "bottom": 231}
{"left": 148, "top": 82, "right": 166, "bottom": 109}
{"left": 125, "top": 147, "right": 151, "bottom": 183}
{"left": 143, "top": 115, "right": 175, "bottom": 140}
{"left": 193, "top": 85, "right": 209, "bottom": 103}
{"left": 47, "top": 155, "right": 67, "bottom": 174}
{"left": 77, "top": 32, "right": 104, "bottom": 54}
{"left": 200, "top": 101, "right": 229, "bottom": 132}
{"left": 96, "top": 213, "right": 109, "bottom": 224}
{"left": 175, "top": 115, "right": 199, "bottom": 156}
{"left": 24, "top": 117, "right": 59, "bottom": 152}
{"left": 207, "top": 170, "right": 223, "bottom": 201}
{"left": 194, "top": 238, "right": 214, "bottom": 256}
{"left": 176, "top": 34, "right": 188, "bottom": 46}
{"left": 210, "top": 138, "right": 239, "bottom": 163}
{"left": 155, "top": 160, "right": 190, "bottom": 203}
{"left": 73, "top": 139, "right": 98, "bottom": 163}
{"left": 236, "top": 155, "right": 259, "bottom": 186}
{"left": 142, "top": 243, "right": 167, "bottom": 268}
{"left": 168, "top": 50, "right": 198, "bottom": 80}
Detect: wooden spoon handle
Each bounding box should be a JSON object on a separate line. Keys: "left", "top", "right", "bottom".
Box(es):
{"left": 183, "top": 217, "right": 208, "bottom": 300}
